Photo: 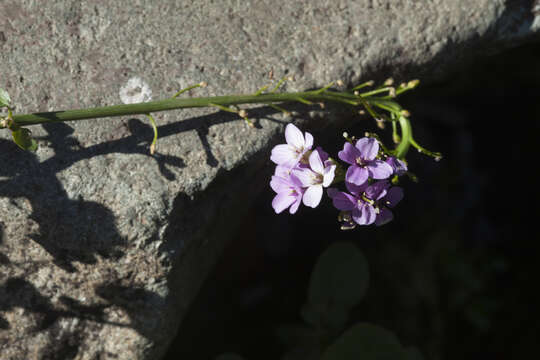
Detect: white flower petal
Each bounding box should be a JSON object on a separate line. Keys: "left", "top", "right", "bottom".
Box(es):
{"left": 285, "top": 124, "right": 305, "bottom": 149}
{"left": 302, "top": 185, "right": 323, "bottom": 208}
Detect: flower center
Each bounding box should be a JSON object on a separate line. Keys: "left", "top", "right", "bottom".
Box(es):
{"left": 299, "top": 150, "right": 311, "bottom": 164}
{"left": 358, "top": 193, "right": 380, "bottom": 213}
{"left": 355, "top": 157, "right": 366, "bottom": 166}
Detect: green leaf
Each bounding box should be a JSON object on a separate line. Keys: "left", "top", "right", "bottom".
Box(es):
{"left": 12, "top": 127, "right": 38, "bottom": 152}
{"left": 321, "top": 323, "right": 409, "bottom": 360}
{"left": 0, "top": 88, "right": 11, "bottom": 107}
{"left": 302, "top": 242, "right": 369, "bottom": 331}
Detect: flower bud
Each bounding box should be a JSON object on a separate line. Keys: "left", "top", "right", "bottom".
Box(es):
{"left": 384, "top": 78, "right": 394, "bottom": 86}
{"left": 407, "top": 79, "right": 420, "bottom": 88}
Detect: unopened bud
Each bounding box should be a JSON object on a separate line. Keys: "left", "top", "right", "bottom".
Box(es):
{"left": 389, "top": 87, "right": 396, "bottom": 97}
{"left": 401, "top": 109, "right": 410, "bottom": 117}
{"left": 318, "top": 102, "right": 325, "bottom": 109}
{"left": 366, "top": 80, "right": 375, "bottom": 86}
{"left": 358, "top": 110, "right": 365, "bottom": 115}
{"left": 375, "top": 118, "right": 385, "bottom": 129}
{"left": 238, "top": 109, "right": 248, "bottom": 118}
{"left": 342, "top": 132, "right": 349, "bottom": 139}
{"left": 336, "top": 79, "right": 344, "bottom": 87}
{"left": 407, "top": 79, "right": 420, "bottom": 88}
{"left": 434, "top": 156, "right": 442, "bottom": 162}
{"left": 399, "top": 82, "right": 407, "bottom": 89}
{"left": 384, "top": 78, "right": 394, "bottom": 86}
{"left": 287, "top": 76, "right": 295, "bottom": 81}
{"left": 0, "top": 119, "right": 7, "bottom": 128}
{"left": 354, "top": 90, "right": 360, "bottom": 96}
{"left": 199, "top": 81, "right": 208, "bottom": 88}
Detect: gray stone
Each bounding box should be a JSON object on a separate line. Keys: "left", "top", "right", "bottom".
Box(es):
{"left": 0, "top": 0, "right": 538, "bottom": 359}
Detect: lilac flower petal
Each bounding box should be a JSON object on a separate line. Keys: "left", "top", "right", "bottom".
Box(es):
{"left": 315, "top": 147, "right": 329, "bottom": 162}
{"left": 285, "top": 123, "right": 305, "bottom": 148}
{"left": 365, "top": 181, "right": 389, "bottom": 201}
{"left": 272, "top": 193, "right": 296, "bottom": 214}
{"left": 327, "top": 189, "right": 356, "bottom": 211}
{"left": 356, "top": 137, "right": 379, "bottom": 161}
{"left": 292, "top": 168, "right": 316, "bottom": 187}
{"left": 274, "top": 165, "right": 291, "bottom": 178}
{"left": 345, "top": 180, "right": 368, "bottom": 196}
{"left": 271, "top": 144, "right": 297, "bottom": 166}
{"left": 353, "top": 203, "right": 376, "bottom": 225}
{"left": 345, "top": 165, "right": 369, "bottom": 186}
{"left": 289, "top": 196, "right": 302, "bottom": 214}
{"left": 304, "top": 132, "right": 314, "bottom": 150}
{"left": 270, "top": 175, "right": 291, "bottom": 193}
{"left": 338, "top": 142, "right": 361, "bottom": 165}
{"left": 384, "top": 187, "right": 404, "bottom": 208}
{"left": 375, "top": 207, "right": 394, "bottom": 226}
{"left": 322, "top": 164, "right": 336, "bottom": 187}
{"left": 309, "top": 150, "right": 324, "bottom": 174}
{"left": 303, "top": 185, "right": 323, "bottom": 208}
{"left": 386, "top": 157, "right": 407, "bottom": 175}
{"left": 367, "top": 160, "right": 394, "bottom": 180}
{"left": 288, "top": 172, "right": 305, "bottom": 188}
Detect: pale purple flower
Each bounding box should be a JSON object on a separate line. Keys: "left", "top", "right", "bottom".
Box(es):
{"left": 327, "top": 180, "right": 403, "bottom": 226}
{"left": 338, "top": 137, "right": 393, "bottom": 186}
{"left": 385, "top": 156, "right": 408, "bottom": 176}
{"left": 292, "top": 149, "right": 336, "bottom": 208}
{"left": 270, "top": 165, "right": 305, "bottom": 214}
{"left": 271, "top": 124, "right": 314, "bottom": 168}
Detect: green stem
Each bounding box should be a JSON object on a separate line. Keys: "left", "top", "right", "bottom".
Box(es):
{"left": 146, "top": 113, "right": 158, "bottom": 154}
{"left": 394, "top": 116, "right": 411, "bottom": 159}
{"left": 10, "top": 90, "right": 383, "bottom": 127}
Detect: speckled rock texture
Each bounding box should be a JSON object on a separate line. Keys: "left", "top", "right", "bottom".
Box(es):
{"left": 0, "top": 1, "right": 538, "bottom": 359}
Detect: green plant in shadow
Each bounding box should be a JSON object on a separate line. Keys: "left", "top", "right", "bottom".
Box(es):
{"left": 217, "top": 242, "right": 423, "bottom": 360}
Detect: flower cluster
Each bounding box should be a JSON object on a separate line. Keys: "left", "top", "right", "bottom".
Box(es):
{"left": 328, "top": 136, "right": 405, "bottom": 228}
{"left": 270, "top": 124, "right": 336, "bottom": 214}
{"left": 270, "top": 124, "right": 408, "bottom": 229}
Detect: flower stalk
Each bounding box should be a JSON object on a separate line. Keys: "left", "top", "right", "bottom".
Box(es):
{"left": 1, "top": 79, "right": 440, "bottom": 160}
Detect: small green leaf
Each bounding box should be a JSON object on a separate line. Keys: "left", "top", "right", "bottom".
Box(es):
{"left": 321, "top": 323, "right": 408, "bottom": 360}
{"left": 302, "top": 242, "right": 369, "bottom": 331}
{"left": 12, "top": 127, "right": 38, "bottom": 152}
{"left": 0, "top": 88, "right": 11, "bottom": 107}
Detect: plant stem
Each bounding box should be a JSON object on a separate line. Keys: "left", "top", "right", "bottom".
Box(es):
{"left": 394, "top": 116, "right": 411, "bottom": 159}
{"left": 11, "top": 90, "right": 361, "bottom": 127}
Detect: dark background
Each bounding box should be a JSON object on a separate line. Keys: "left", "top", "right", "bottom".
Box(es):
{"left": 165, "top": 43, "right": 540, "bottom": 360}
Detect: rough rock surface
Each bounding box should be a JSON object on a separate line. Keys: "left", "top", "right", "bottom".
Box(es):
{"left": 0, "top": 1, "right": 538, "bottom": 359}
